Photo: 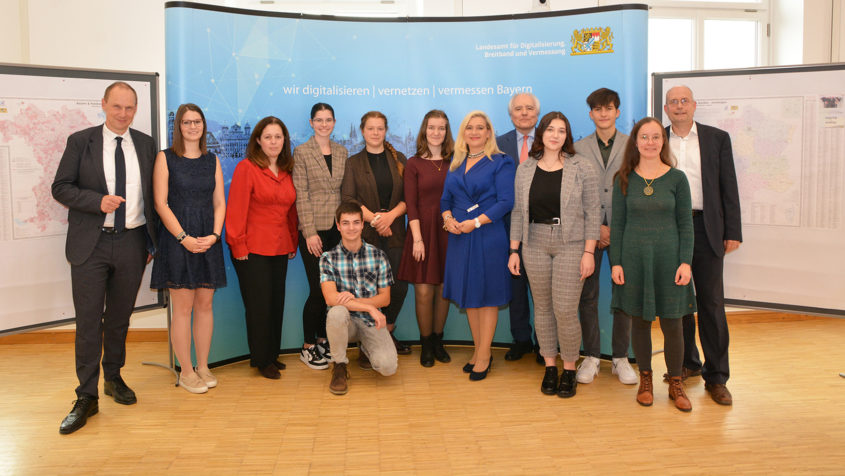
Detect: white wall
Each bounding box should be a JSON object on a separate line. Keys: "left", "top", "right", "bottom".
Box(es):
{"left": 2, "top": 0, "right": 842, "bottom": 330}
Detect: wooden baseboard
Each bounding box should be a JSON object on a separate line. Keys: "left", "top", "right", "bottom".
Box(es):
{"left": 0, "top": 329, "right": 168, "bottom": 344}
{"left": 0, "top": 311, "right": 834, "bottom": 344}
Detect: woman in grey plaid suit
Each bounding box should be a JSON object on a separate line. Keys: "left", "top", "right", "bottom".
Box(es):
{"left": 292, "top": 103, "right": 348, "bottom": 370}
{"left": 508, "top": 111, "right": 601, "bottom": 398}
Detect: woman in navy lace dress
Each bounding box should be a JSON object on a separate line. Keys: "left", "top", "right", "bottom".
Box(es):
{"left": 151, "top": 103, "right": 226, "bottom": 394}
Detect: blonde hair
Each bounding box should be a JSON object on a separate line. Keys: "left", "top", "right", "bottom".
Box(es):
{"left": 450, "top": 111, "right": 501, "bottom": 172}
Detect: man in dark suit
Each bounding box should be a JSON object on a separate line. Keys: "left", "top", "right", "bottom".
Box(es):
{"left": 573, "top": 88, "right": 636, "bottom": 386}
{"left": 664, "top": 85, "right": 742, "bottom": 405}
{"left": 52, "top": 82, "right": 158, "bottom": 434}
{"left": 497, "top": 92, "right": 539, "bottom": 361}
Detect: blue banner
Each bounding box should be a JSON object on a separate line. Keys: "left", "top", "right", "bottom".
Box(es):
{"left": 164, "top": 2, "right": 647, "bottom": 365}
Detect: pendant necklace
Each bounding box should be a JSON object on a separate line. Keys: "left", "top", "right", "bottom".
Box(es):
{"left": 429, "top": 158, "right": 443, "bottom": 171}
{"left": 642, "top": 176, "right": 656, "bottom": 196}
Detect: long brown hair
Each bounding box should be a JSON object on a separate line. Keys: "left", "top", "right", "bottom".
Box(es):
{"left": 171, "top": 103, "right": 208, "bottom": 156}
{"left": 615, "top": 117, "right": 674, "bottom": 195}
{"left": 360, "top": 111, "right": 404, "bottom": 177}
{"left": 528, "top": 111, "right": 575, "bottom": 159}
{"left": 415, "top": 109, "right": 454, "bottom": 160}
{"left": 246, "top": 116, "right": 293, "bottom": 172}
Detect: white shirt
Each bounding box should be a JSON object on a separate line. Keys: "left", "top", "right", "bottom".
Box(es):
{"left": 669, "top": 122, "right": 704, "bottom": 210}
{"left": 102, "top": 125, "right": 145, "bottom": 229}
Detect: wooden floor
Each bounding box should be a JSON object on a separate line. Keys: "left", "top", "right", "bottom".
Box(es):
{"left": 2, "top": 315, "right": 845, "bottom": 475}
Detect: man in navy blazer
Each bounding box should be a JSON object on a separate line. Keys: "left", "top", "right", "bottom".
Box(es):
{"left": 497, "top": 92, "right": 540, "bottom": 361}
{"left": 664, "top": 85, "right": 742, "bottom": 406}
{"left": 52, "top": 82, "right": 158, "bottom": 434}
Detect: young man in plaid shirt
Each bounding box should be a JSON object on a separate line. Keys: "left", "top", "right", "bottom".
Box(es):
{"left": 320, "top": 201, "right": 398, "bottom": 395}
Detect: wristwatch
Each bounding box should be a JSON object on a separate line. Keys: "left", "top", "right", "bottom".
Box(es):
{"left": 509, "top": 248, "right": 519, "bottom": 255}
{"left": 474, "top": 217, "right": 481, "bottom": 229}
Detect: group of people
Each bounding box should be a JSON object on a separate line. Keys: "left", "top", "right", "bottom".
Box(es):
{"left": 52, "top": 81, "right": 741, "bottom": 435}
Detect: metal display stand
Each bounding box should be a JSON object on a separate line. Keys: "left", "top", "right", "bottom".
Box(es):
{"left": 142, "top": 291, "right": 179, "bottom": 386}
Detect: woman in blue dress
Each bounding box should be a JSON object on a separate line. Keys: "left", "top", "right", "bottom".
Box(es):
{"left": 151, "top": 103, "right": 226, "bottom": 394}
{"left": 440, "top": 110, "right": 515, "bottom": 381}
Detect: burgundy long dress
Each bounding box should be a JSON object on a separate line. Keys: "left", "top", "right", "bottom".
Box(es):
{"left": 397, "top": 156, "right": 449, "bottom": 284}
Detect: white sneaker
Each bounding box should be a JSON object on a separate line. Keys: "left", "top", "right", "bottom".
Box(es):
{"left": 300, "top": 345, "right": 329, "bottom": 370}
{"left": 196, "top": 367, "right": 218, "bottom": 388}
{"left": 316, "top": 341, "right": 332, "bottom": 361}
{"left": 179, "top": 372, "right": 209, "bottom": 394}
{"left": 612, "top": 357, "right": 638, "bottom": 385}
{"left": 576, "top": 356, "right": 601, "bottom": 384}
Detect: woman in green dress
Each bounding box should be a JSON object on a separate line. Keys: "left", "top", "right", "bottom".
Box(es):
{"left": 609, "top": 117, "right": 697, "bottom": 412}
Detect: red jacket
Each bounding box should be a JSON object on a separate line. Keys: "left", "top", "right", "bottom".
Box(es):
{"left": 226, "top": 158, "right": 298, "bottom": 258}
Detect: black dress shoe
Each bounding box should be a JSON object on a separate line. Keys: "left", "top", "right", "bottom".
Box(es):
{"left": 462, "top": 362, "right": 474, "bottom": 373}
{"left": 469, "top": 357, "right": 493, "bottom": 381}
{"left": 259, "top": 364, "right": 281, "bottom": 379}
{"left": 541, "top": 366, "right": 558, "bottom": 395}
{"left": 535, "top": 351, "right": 544, "bottom": 365}
{"left": 59, "top": 397, "right": 98, "bottom": 434}
{"left": 273, "top": 360, "right": 286, "bottom": 370}
{"left": 104, "top": 376, "right": 137, "bottom": 405}
{"left": 391, "top": 332, "right": 412, "bottom": 355}
{"left": 504, "top": 341, "right": 533, "bottom": 361}
{"left": 557, "top": 369, "right": 577, "bottom": 398}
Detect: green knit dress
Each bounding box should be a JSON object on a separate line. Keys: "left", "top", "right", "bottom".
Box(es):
{"left": 609, "top": 168, "right": 697, "bottom": 321}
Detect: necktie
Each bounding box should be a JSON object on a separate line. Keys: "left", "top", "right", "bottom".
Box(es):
{"left": 114, "top": 136, "right": 126, "bottom": 232}
{"left": 519, "top": 135, "right": 529, "bottom": 163}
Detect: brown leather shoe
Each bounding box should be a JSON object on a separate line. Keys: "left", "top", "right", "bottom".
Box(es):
{"left": 668, "top": 376, "right": 692, "bottom": 412}
{"left": 329, "top": 362, "right": 349, "bottom": 395}
{"left": 259, "top": 364, "right": 280, "bottom": 380}
{"left": 637, "top": 370, "right": 653, "bottom": 406}
{"left": 663, "top": 367, "right": 701, "bottom": 382}
{"left": 358, "top": 349, "right": 372, "bottom": 370}
{"left": 705, "top": 382, "right": 733, "bottom": 405}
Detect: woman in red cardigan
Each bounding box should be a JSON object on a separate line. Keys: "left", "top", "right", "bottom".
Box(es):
{"left": 226, "top": 116, "right": 298, "bottom": 380}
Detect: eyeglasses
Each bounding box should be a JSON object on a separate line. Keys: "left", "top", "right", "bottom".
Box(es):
{"left": 181, "top": 120, "right": 203, "bottom": 127}
{"left": 639, "top": 134, "right": 662, "bottom": 143}
{"left": 667, "top": 98, "right": 691, "bottom": 106}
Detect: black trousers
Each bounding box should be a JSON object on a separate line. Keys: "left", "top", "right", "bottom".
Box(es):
{"left": 72, "top": 227, "right": 147, "bottom": 399}
{"left": 298, "top": 227, "right": 341, "bottom": 345}
{"left": 231, "top": 252, "right": 289, "bottom": 368}
{"left": 578, "top": 245, "right": 631, "bottom": 358}
{"left": 370, "top": 236, "right": 407, "bottom": 326}
{"left": 509, "top": 245, "right": 534, "bottom": 345}
{"left": 683, "top": 214, "right": 731, "bottom": 384}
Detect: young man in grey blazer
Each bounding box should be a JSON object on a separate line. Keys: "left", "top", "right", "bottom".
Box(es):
{"left": 573, "top": 88, "right": 637, "bottom": 385}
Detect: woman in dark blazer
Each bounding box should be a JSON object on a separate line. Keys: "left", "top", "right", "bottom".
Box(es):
{"left": 292, "top": 103, "right": 348, "bottom": 370}
{"left": 508, "top": 111, "right": 600, "bottom": 398}
{"left": 340, "top": 110, "right": 410, "bottom": 354}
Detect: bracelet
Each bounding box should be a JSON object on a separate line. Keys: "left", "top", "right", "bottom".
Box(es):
{"left": 584, "top": 250, "right": 594, "bottom": 255}
{"left": 509, "top": 248, "right": 519, "bottom": 255}
{"left": 443, "top": 215, "right": 453, "bottom": 222}
{"left": 176, "top": 231, "right": 187, "bottom": 243}
{"left": 414, "top": 239, "right": 423, "bottom": 244}
{"left": 212, "top": 232, "right": 221, "bottom": 242}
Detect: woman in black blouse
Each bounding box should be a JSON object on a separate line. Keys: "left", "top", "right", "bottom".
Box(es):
{"left": 340, "top": 111, "right": 410, "bottom": 355}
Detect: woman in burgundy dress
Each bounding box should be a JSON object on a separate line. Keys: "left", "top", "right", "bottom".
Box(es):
{"left": 397, "top": 110, "right": 454, "bottom": 367}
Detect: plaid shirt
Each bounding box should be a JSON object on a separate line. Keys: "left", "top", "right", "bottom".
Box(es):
{"left": 319, "top": 241, "right": 394, "bottom": 326}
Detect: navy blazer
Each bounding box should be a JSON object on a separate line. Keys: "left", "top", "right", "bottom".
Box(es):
{"left": 52, "top": 125, "right": 158, "bottom": 265}
{"left": 667, "top": 122, "right": 742, "bottom": 257}
{"left": 497, "top": 129, "right": 520, "bottom": 163}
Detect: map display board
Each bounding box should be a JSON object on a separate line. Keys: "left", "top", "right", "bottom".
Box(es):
{"left": 653, "top": 64, "right": 845, "bottom": 316}
{"left": 0, "top": 64, "right": 163, "bottom": 335}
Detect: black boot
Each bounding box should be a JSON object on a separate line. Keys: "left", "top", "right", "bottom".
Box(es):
{"left": 420, "top": 335, "right": 435, "bottom": 367}
{"left": 432, "top": 332, "right": 451, "bottom": 363}
{"left": 557, "top": 369, "right": 577, "bottom": 398}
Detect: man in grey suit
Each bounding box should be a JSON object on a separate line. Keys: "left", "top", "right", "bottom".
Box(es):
{"left": 573, "top": 88, "right": 636, "bottom": 386}
{"left": 52, "top": 82, "right": 158, "bottom": 434}
{"left": 664, "top": 85, "right": 742, "bottom": 406}
{"left": 497, "top": 92, "right": 539, "bottom": 362}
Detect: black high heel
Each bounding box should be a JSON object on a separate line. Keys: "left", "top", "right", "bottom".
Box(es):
{"left": 469, "top": 356, "right": 493, "bottom": 381}
{"left": 462, "top": 362, "right": 474, "bottom": 373}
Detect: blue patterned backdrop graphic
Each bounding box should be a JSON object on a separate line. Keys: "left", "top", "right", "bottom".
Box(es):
{"left": 164, "top": 4, "right": 647, "bottom": 365}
